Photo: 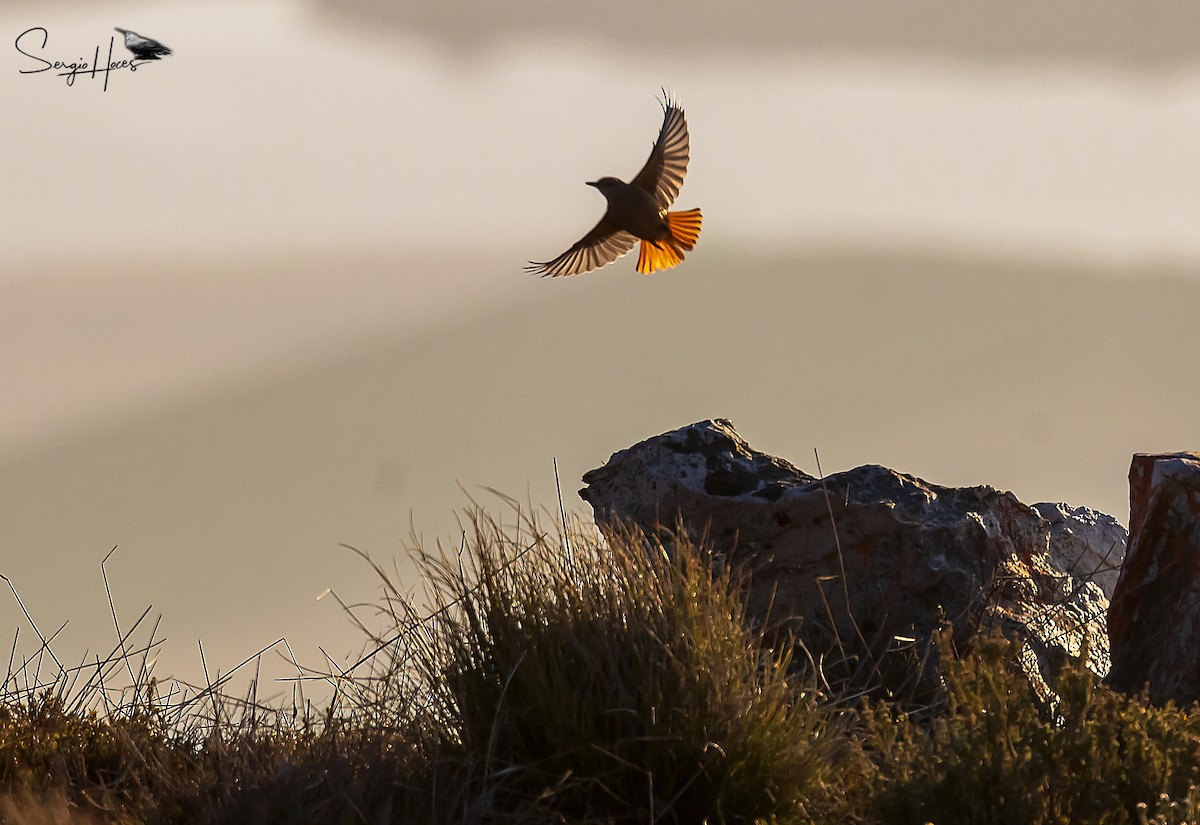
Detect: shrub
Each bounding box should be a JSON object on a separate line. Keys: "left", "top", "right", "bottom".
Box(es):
{"left": 866, "top": 631, "right": 1200, "bottom": 825}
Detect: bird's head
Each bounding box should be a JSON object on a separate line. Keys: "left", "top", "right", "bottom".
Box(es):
{"left": 586, "top": 177, "right": 622, "bottom": 192}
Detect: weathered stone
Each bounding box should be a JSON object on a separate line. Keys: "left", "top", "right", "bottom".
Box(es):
{"left": 1107, "top": 452, "right": 1200, "bottom": 703}
{"left": 1033, "top": 502, "right": 1127, "bottom": 600}
{"left": 581, "top": 419, "right": 1112, "bottom": 692}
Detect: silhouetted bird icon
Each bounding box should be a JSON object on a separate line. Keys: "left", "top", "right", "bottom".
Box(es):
{"left": 527, "top": 92, "right": 702, "bottom": 277}
{"left": 115, "top": 28, "right": 172, "bottom": 61}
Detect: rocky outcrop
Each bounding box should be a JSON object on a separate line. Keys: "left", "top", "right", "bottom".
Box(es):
{"left": 1034, "top": 502, "right": 1127, "bottom": 600}
{"left": 1107, "top": 453, "right": 1200, "bottom": 703}
{"left": 580, "top": 419, "right": 1115, "bottom": 693}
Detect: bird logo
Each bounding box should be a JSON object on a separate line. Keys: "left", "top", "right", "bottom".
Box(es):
{"left": 114, "top": 28, "right": 172, "bottom": 61}
{"left": 527, "top": 92, "right": 702, "bottom": 277}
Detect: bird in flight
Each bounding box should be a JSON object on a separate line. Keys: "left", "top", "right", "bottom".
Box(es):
{"left": 114, "top": 28, "right": 172, "bottom": 61}
{"left": 526, "top": 92, "right": 702, "bottom": 277}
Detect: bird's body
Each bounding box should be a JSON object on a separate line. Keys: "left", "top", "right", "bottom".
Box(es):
{"left": 527, "top": 93, "right": 702, "bottom": 277}
{"left": 590, "top": 178, "right": 664, "bottom": 239}
{"left": 114, "top": 28, "right": 172, "bottom": 61}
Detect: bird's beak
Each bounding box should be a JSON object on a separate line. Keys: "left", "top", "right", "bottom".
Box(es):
{"left": 115, "top": 28, "right": 127, "bottom": 33}
{"left": 586, "top": 180, "right": 599, "bottom": 188}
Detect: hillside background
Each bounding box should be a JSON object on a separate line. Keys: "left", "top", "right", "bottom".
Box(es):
{"left": 1, "top": 0, "right": 1197, "bottom": 691}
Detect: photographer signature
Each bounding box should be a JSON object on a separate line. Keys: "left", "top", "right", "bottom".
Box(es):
{"left": 14, "top": 27, "right": 163, "bottom": 91}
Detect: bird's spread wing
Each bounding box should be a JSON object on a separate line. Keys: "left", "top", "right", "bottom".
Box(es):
{"left": 525, "top": 217, "right": 639, "bottom": 278}
{"left": 630, "top": 92, "right": 691, "bottom": 210}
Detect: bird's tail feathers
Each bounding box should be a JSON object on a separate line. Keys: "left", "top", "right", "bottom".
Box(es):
{"left": 666, "top": 208, "right": 702, "bottom": 250}
{"left": 636, "top": 208, "right": 703, "bottom": 274}
{"left": 637, "top": 239, "right": 683, "bottom": 274}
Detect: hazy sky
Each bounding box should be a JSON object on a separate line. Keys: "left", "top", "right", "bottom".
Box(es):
{"left": 7, "top": 1, "right": 1200, "bottom": 267}
{"left": 2, "top": 0, "right": 1199, "bottom": 693}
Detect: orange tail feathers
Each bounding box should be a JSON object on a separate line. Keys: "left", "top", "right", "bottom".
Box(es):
{"left": 636, "top": 208, "right": 703, "bottom": 274}
{"left": 667, "top": 208, "right": 702, "bottom": 250}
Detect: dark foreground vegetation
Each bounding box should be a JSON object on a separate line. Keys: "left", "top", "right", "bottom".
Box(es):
{"left": 4, "top": 507, "right": 1200, "bottom": 824}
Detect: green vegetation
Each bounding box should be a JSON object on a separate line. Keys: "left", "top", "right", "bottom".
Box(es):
{"left": 3, "top": 508, "right": 1200, "bottom": 824}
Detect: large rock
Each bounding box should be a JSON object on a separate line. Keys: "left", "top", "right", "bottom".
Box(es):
{"left": 580, "top": 419, "right": 1115, "bottom": 692}
{"left": 1033, "top": 502, "right": 1127, "bottom": 600}
{"left": 1107, "top": 452, "right": 1200, "bottom": 703}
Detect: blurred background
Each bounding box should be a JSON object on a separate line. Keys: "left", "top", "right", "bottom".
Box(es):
{"left": 2, "top": 0, "right": 1198, "bottom": 695}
